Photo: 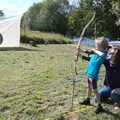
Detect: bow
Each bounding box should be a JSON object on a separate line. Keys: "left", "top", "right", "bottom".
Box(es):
{"left": 76, "top": 11, "right": 96, "bottom": 61}
{"left": 71, "top": 11, "right": 96, "bottom": 110}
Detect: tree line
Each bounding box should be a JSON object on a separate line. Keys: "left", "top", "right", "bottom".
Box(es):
{"left": 21, "top": 0, "right": 120, "bottom": 40}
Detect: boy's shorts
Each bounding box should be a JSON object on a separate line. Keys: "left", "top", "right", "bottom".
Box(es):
{"left": 88, "top": 78, "right": 97, "bottom": 89}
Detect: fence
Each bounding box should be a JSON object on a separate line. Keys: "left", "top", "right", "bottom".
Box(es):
{"left": 73, "top": 37, "right": 95, "bottom": 47}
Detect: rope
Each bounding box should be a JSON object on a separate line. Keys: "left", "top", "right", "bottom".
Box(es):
{"left": 63, "top": 105, "right": 93, "bottom": 117}
{"left": 44, "top": 105, "right": 94, "bottom": 120}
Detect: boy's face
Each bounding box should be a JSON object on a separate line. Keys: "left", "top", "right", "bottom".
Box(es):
{"left": 95, "top": 41, "right": 100, "bottom": 50}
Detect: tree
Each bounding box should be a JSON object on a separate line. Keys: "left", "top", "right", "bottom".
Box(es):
{"left": 68, "top": 0, "right": 120, "bottom": 39}
{"left": 22, "top": 0, "right": 69, "bottom": 34}
{"left": 68, "top": 0, "right": 94, "bottom": 37}
{"left": 94, "top": 0, "right": 119, "bottom": 39}
{"left": 111, "top": 1, "right": 120, "bottom": 25}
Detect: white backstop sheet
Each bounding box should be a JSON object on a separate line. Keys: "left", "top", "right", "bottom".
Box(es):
{"left": 0, "top": 15, "right": 22, "bottom": 47}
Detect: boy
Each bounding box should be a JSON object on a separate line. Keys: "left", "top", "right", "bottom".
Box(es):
{"left": 76, "top": 37, "right": 109, "bottom": 105}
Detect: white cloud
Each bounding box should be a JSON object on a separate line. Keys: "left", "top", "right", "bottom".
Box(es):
{"left": 0, "top": 3, "right": 17, "bottom": 10}
{"left": 0, "top": 3, "right": 28, "bottom": 17}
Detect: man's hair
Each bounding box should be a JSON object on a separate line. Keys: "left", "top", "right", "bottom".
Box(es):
{"left": 111, "top": 46, "right": 120, "bottom": 65}
{"left": 95, "top": 37, "right": 109, "bottom": 50}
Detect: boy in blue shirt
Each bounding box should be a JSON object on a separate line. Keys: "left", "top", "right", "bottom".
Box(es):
{"left": 76, "top": 37, "right": 109, "bottom": 105}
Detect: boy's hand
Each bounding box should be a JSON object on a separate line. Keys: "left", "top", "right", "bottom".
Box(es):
{"left": 75, "top": 49, "right": 80, "bottom": 56}
{"left": 76, "top": 45, "right": 84, "bottom": 52}
{"left": 89, "top": 77, "right": 93, "bottom": 81}
{"left": 75, "top": 47, "right": 83, "bottom": 56}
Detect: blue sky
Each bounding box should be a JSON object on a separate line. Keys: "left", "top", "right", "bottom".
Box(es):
{"left": 0, "top": 0, "right": 76, "bottom": 17}
{"left": 0, "top": 0, "right": 43, "bottom": 16}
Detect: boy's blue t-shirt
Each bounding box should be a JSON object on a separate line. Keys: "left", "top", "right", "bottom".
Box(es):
{"left": 86, "top": 51, "right": 107, "bottom": 80}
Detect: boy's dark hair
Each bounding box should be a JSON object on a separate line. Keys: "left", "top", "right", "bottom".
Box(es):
{"left": 111, "top": 46, "right": 120, "bottom": 65}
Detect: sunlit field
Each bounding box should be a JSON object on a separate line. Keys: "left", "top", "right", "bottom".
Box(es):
{"left": 0, "top": 44, "right": 119, "bottom": 120}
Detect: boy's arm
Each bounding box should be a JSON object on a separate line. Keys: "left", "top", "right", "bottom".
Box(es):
{"left": 76, "top": 47, "right": 104, "bottom": 61}
{"left": 92, "top": 48, "right": 104, "bottom": 56}
{"left": 81, "top": 49, "right": 105, "bottom": 62}
{"left": 81, "top": 49, "right": 104, "bottom": 56}
{"left": 75, "top": 48, "right": 91, "bottom": 61}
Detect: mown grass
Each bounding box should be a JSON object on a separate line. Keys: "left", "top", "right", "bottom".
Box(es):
{"left": 0, "top": 44, "right": 119, "bottom": 120}
{"left": 21, "top": 31, "right": 73, "bottom": 44}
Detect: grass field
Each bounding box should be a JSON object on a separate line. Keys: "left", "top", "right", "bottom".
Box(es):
{"left": 0, "top": 44, "right": 119, "bottom": 120}
{"left": 21, "top": 31, "right": 73, "bottom": 44}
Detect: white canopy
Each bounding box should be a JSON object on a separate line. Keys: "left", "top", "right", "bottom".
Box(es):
{"left": 0, "top": 15, "right": 22, "bottom": 47}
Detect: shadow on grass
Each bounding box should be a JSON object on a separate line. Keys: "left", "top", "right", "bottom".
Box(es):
{"left": 103, "top": 100, "right": 120, "bottom": 119}
{"left": 104, "top": 109, "right": 120, "bottom": 119}
{"left": 0, "top": 47, "right": 38, "bottom": 51}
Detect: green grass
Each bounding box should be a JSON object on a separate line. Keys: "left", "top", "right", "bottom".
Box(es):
{"left": 0, "top": 44, "right": 119, "bottom": 120}
{"left": 21, "top": 31, "right": 73, "bottom": 44}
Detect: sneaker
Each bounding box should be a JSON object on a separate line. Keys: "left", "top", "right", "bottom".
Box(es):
{"left": 80, "top": 98, "right": 90, "bottom": 105}
{"left": 94, "top": 105, "right": 105, "bottom": 114}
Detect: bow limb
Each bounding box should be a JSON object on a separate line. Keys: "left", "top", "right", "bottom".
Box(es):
{"left": 76, "top": 11, "right": 96, "bottom": 61}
